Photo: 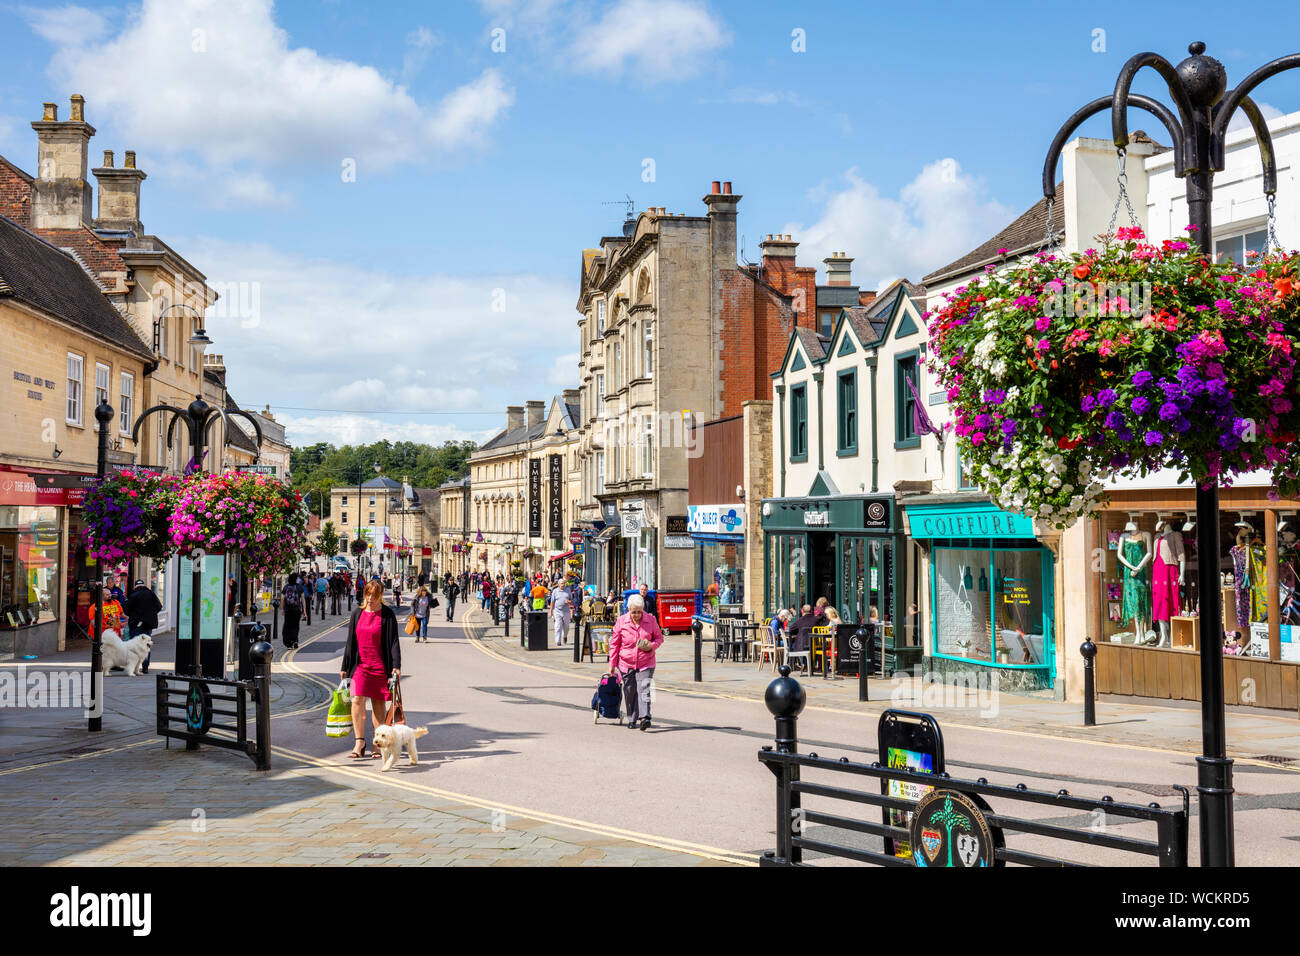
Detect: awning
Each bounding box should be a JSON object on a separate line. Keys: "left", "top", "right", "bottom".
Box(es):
{"left": 548, "top": 550, "right": 575, "bottom": 562}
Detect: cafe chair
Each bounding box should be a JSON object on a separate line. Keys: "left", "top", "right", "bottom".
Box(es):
{"left": 810, "top": 625, "right": 832, "bottom": 676}
{"left": 756, "top": 620, "right": 782, "bottom": 672}
{"left": 785, "top": 626, "right": 811, "bottom": 675}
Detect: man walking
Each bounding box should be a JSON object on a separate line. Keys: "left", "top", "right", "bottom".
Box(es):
{"left": 550, "top": 582, "right": 572, "bottom": 647}
{"left": 315, "top": 573, "right": 328, "bottom": 617}
{"left": 444, "top": 576, "right": 460, "bottom": 622}
{"left": 125, "top": 579, "right": 162, "bottom": 674}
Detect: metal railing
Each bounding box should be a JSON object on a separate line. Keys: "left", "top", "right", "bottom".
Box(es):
{"left": 155, "top": 640, "right": 273, "bottom": 771}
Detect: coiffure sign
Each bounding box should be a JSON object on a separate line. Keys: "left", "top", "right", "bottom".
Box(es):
{"left": 687, "top": 505, "right": 745, "bottom": 535}
{"left": 908, "top": 504, "right": 1034, "bottom": 540}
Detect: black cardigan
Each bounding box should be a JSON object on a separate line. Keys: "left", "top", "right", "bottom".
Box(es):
{"left": 341, "top": 604, "right": 402, "bottom": 677}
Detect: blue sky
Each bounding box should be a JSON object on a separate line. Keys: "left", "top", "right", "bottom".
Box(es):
{"left": 2, "top": 0, "right": 1299, "bottom": 447}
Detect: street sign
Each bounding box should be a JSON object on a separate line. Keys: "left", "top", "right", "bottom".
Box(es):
{"left": 666, "top": 515, "right": 688, "bottom": 536}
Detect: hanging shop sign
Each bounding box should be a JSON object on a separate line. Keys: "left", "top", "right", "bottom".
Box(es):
{"left": 620, "top": 500, "right": 645, "bottom": 539}
{"left": 687, "top": 505, "right": 745, "bottom": 535}
{"left": 548, "top": 454, "right": 563, "bottom": 538}
{"left": 529, "top": 459, "right": 542, "bottom": 537}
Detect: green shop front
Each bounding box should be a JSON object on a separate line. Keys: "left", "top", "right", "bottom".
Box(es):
{"left": 904, "top": 497, "right": 1056, "bottom": 691}
{"left": 761, "top": 494, "right": 907, "bottom": 630}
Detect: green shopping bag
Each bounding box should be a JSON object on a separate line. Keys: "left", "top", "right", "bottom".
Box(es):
{"left": 326, "top": 680, "right": 352, "bottom": 738}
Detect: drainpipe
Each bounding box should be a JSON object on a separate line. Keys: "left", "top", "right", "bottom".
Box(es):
{"left": 775, "top": 384, "right": 787, "bottom": 498}
{"left": 813, "top": 370, "right": 825, "bottom": 473}
{"left": 864, "top": 355, "right": 878, "bottom": 493}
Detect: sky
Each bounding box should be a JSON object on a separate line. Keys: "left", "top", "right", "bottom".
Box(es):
{"left": 2, "top": 0, "right": 1299, "bottom": 448}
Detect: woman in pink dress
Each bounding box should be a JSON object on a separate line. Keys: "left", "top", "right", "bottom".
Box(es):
{"left": 340, "top": 579, "right": 401, "bottom": 758}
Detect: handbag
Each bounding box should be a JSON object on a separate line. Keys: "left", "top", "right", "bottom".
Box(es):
{"left": 430, "top": 596, "right": 440, "bottom": 609}
{"left": 326, "top": 680, "right": 352, "bottom": 738}
{"left": 384, "top": 674, "right": 406, "bottom": 725}
{"left": 405, "top": 614, "right": 418, "bottom": 635}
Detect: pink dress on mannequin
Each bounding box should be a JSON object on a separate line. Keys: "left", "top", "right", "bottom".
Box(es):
{"left": 1151, "top": 533, "right": 1182, "bottom": 622}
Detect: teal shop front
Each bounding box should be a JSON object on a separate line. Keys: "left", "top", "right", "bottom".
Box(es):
{"left": 906, "top": 498, "right": 1056, "bottom": 691}
{"left": 761, "top": 495, "right": 909, "bottom": 631}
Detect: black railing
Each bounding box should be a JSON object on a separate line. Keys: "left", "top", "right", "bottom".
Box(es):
{"left": 156, "top": 640, "right": 273, "bottom": 771}
{"left": 757, "top": 667, "right": 1189, "bottom": 867}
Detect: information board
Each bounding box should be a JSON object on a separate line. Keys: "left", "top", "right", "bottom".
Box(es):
{"left": 878, "top": 709, "right": 945, "bottom": 859}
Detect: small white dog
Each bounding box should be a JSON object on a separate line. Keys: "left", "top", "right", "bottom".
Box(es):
{"left": 100, "top": 629, "right": 153, "bottom": 676}
{"left": 371, "top": 723, "right": 428, "bottom": 771}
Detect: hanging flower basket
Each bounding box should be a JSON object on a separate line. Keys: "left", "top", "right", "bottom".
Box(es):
{"left": 82, "top": 471, "right": 182, "bottom": 566}
{"left": 351, "top": 538, "right": 369, "bottom": 555}
{"left": 170, "top": 472, "right": 308, "bottom": 577}
{"left": 930, "top": 227, "right": 1300, "bottom": 528}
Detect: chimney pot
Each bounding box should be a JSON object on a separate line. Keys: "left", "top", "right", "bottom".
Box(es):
{"left": 124, "top": 150, "right": 136, "bottom": 169}
{"left": 711, "top": 180, "right": 720, "bottom": 194}
{"left": 70, "top": 94, "right": 85, "bottom": 122}
{"left": 102, "top": 150, "right": 114, "bottom": 167}
{"left": 42, "top": 102, "right": 57, "bottom": 122}
{"left": 722, "top": 181, "right": 731, "bottom": 194}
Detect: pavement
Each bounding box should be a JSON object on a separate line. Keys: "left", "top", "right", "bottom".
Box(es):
{"left": 469, "top": 607, "right": 1300, "bottom": 764}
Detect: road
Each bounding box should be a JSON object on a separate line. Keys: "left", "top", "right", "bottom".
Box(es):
{"left": 269, "top": 603, "right": 1300, "bottom": 866}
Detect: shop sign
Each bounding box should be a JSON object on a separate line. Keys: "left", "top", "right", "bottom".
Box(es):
{"left": 665, "top": 515, "right": 688, "bottom": 536}
{"left": 909, "top": 505, "right": 1033, "bottom": 539}
{"left": 687, "top": 505, "right": 744, "bottom": 535}
{"left": 548, "top": 454, "right": 563, "bottom": 538}
{"left": 803, "top": 509, "right": 829, "bottom": 526}
{"left": 864, "top": 498, "right": 891, "bottom": 530}
{"left": 0, "top": 471, "right": 82, "bottom": 507}
{"left": 529, "top": 458, "right": 542, "bottom": 537}
{"left": 664, "top": 536, "right": 694, "bottom": 549}
{"left": 620, "top": 500, "right": 645, "bottom": 538}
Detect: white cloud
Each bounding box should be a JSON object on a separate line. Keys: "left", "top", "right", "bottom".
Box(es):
{"left": 401, "top": 26, "right": 440, "bottom": 85}
{"left": 1226, "top": 100, "right": 1284, "bottom": 133}
{"left": 30, "top": 0, "right": 514, "bottom": 204}
{"left": 545, "top": 352, "right": 579, "bottom": 388}
{"left": 570, "top": 0, "right": 729, "bottom": 82}
{"left": 781, "top": 161, "right": 1015, "bottom": 290}
{"left": 275, "top": 413, "right": 494, "bottom": 447}
{"left": 182, "top": 237, "right": 576, "bottom": 447}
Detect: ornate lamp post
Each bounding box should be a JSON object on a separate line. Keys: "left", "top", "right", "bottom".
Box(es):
{"left": 1041, "top": 40, "right": 1300, "bottom": 867}
{"left": 87, "top": 399, "right": 114, "bottom": 732}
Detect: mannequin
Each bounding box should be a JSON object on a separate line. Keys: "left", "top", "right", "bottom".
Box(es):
{"left": 1229, "top": 524, "right": 1253, "bottom": 633}
{"left": 1117, "top": 520, "right": 1152, "bottom": 642}
{"left": 1248, "top": 530, "right": 1267, "bottom": 622}
{"left": 1151, "top": 520, "right": 1186, "bottom": 647}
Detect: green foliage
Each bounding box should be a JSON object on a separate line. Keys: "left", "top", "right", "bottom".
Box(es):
{"left": 318, "top": 520, "right": 340, "bottom": 556}
{"left": 290, "top": 439, "right": 476, "bottom": 516}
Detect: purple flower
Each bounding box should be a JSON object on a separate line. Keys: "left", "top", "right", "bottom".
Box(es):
{"left": 974, "top": 413, "right": 994, "bottom": 429}
{"left": 1131, "top": 396, "right": 1151, "bottom": 415}
{"left": 1097, "top": 389, "right": 1117, "bottom": 408}
{"left": 1158, "top": 402, "right": 1179, "bottom": 421}
{"left": 1031, "top": 403, "right": 1045, "bottom": 418}
{"left": 1143, "top": 430, "right": 1164, "bottom": 447}
{"left": 1081, "top": 394, "right": 1097, "bottom": 413}
{"left": 1001, "top": 419, "right": 1018, "bottom": 437}
{"left": 1132, "top": 370, "right": 1153, "bottom": 388}
{"left": 1104, "top": 411, "right": 1125, "bottom": 430}
{"left": 983, "top": 388, "right": 1007, "bottom": 405}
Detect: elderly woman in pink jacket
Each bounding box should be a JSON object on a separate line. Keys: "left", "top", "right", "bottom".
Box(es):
{"left": 608, "top": 593, "right": 664, "bottom": 731}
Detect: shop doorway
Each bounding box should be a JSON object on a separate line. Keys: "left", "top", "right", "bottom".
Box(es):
{"left": 810, "top": 532, "right": 837, "bottom": 610}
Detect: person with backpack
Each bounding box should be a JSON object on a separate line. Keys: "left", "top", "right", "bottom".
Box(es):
{"left": 443, "top": 576, "right": 460, "bottom": 622}
{"left": 282, "top": 575, "right": 303, "bottom": 648}
{"left": 315, "top": 573, "right": 328, "bottom": 617}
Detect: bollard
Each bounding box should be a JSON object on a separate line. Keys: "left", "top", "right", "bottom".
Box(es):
{"left": 1081, "top": 636, "right": 1097, "bottom": 727}
{"left": 765, "top": 665, "right": 807, "bottom": 864}
{"left": 856, "top": 625, "right": 870, "bottom": 702}
{"left": 271, "top": 596, "right": 280, "bottom": 645}
{"left": 504, "top": 600, "right": 511, "bottom": 638}
{"left": 692, "top": 618, "right": 703, "bottom": 683}
{"left": 250, "top": 640, "right": 273, "bottom": 771}
{"left": 573, "top": 619, "right": 582, "bottom": 663}
{"left": 88, "top": 582, "right": 104, "bottom": 732}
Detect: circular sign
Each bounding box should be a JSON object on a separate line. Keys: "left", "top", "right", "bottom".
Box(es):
{"left": 867, "top": 501, "right": 887, "bottom": 523}
{"left": 185, "top": 681, "right": 213, "bottom": 736}
{"left": 909, "top": 789, "right": 1000, "bottom": 867}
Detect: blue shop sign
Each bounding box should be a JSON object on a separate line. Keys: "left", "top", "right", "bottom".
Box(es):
{"left": 908, "top": 503, "right": 1034, "bottom": 540}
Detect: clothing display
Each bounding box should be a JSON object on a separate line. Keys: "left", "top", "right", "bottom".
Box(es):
{"left": 1230, "top": 544, "right": 1250, "bottom": 631}
{"left": 1120, "top": 536, "right": 1150, "bottom": 625}
{"left": 1152, "top": 547, "right": 1180, "bottom": 622}
{"left": 1248, "top": 544, "right": 1267, "bottom": 622}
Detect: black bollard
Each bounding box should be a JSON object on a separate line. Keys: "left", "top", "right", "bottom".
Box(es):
{"left": 855, "top": 624, "right": 870, "bottom": 702}
{"left": 88, "top": 582, "right": 104, "bottom": 732}
{"left": 250, "top": 640, "right": 273, "bottom": 771}
{"left": 1081, "top": 636, "right": 1097, "bottom": 727}
{"left": 692, "top": 618, "right": 703, "bottom": 683}
{"left": 504, "top": 599, "right": 511, "bottom": 638}
{"left": 765, "top": 665, "right": 807, "bottom": 864}
{"left": 271, "top": 596, "right": 280, "bottom": 645}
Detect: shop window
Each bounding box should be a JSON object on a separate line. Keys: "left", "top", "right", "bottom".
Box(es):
{"left": 932, "top": 548, "right": 994, "bottom": 660}
{"left": 958, "top": 454, "right": 979, "bottom": 491}
{"left": 895, "top": 352, "right": 919, "bottom": 448}
{"left": 768, "top": 533, "right": 808, "bottom": 616}
{"left": 1, "top": 507, "right": 62, "bottom": 631}
{"left": 790, "top": 384, "right": 808, "bottom": 461}
{"left": 119, "top": 371, "right": 134, "bottom": 435}
{"left": 837, "top": 370, "right": 857, "bottom": 456}
{"left": 699, "top": 540, "right": 745, "bottom": 612}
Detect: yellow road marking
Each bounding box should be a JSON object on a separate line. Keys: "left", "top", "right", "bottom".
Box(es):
{"left": 0, "top": 738, "right": 159, "bottom": 776}
{"left": 271, "top": 741, "right": 755, "bottom": 865}
{"left": 459, "top": 610, "right": 1300, "bottom": 773}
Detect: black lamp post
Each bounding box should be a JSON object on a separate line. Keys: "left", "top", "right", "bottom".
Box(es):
{"left": 87, "top": 399, "right": 114, "bottom": 732}
{"left": 1041, "top": 41, "right": 1300, "bottom": 868}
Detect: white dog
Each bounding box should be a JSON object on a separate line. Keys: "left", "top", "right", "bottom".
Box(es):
{"left": 371, "top": 723, "right": 428, "bottom": 771}
{"left": 101, "top": 629, "right": 153, "bottom": 676}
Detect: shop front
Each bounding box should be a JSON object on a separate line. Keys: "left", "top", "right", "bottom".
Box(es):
{"left": 1078, "top": 484, "right": 1300, "bottom": 711}
{"left": 905, "top": 497, "right": 1056, "bottom": 692}
{"left": 761, "top": 495, "right": 904, "bottom": 628}
{"left": 688, "top": 504, "right": 745, "bottom": 620}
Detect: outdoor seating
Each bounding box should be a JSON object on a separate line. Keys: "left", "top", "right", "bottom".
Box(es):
{"left": 785, "top": 626, "right": 810, "bottom": 674}
{"left": 755, "top": 619, "right": 779, "bottom": 671}
{"left": 810, "top": 625, "right": 832, "bottom": 676}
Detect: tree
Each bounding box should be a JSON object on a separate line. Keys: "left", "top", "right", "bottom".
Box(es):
{"left": 930, "top": 796, "right": 972, "bottom": 867}
{"left": 318, "top": 520, "right": 340, "bottom": 557}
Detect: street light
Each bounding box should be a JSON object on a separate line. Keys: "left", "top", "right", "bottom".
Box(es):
{"left": 1041, "top": 40, "right": 1300, "bottom": 868}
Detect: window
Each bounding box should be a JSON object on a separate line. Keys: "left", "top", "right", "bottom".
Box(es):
{"left": 614, "top": 342, "right": 622, "bottom": 389}
{"left": 369, "top": 511, "right": 376, "bottom": 524}
{"left": 95, "top": 362, "right": 110, "bottom": 409}
{"left": 820, "top": 311, "right": 835, "bottom": 337}
{"left": 958, "top": 455, "right": 979, "bottom": 491}
{"left": 119, "top": 372, "right": 134, "bottom": 434}
{"left": 790, "top": 384, "right": 808, "bottom": 461}
{"left": 1, "top": 507, "right": 62, "bottom": 629}
{"left": 369, "top": 495, "right": 376, "bottom": 506}
{"left": 642, "top": 415, "right": 654, "bottom": 477}
{"left": 895, "top": 353, "right": 920, "bottom": 447}
{"left": 644, "top": 321, "right": 654, "bottom": 377}
{"left": 342, "top": 512, "right": 349, "bottom": 526}
{"left": 596, "top": 374, "right": 605, "bottom": 417}
{"left": 158, "top": 307, "right": 168, "bottom": 360}
{"left": 1214, "top": 227, "right": 1269, "bottom": 265}
{"left": 66, "top": 353, "right": 84, "bottom": 425}
{"left": 597, "top": 300, "right": 606, "bottom": 334}
{"left": 837, "top": 370, "right": 857, "bottom": 455}
{"left": 596, "top": 451, "right": 605, "bottom": 496}
{"left": 342, "top": 496, "right": 348, "bottom": 506}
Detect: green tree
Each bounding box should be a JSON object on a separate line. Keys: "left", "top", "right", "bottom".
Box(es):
{"left": 318, "top": 520, "right": 340, "bottom": 557}
{"left": 930, "top": 796, "right": 973, "bottom": 867}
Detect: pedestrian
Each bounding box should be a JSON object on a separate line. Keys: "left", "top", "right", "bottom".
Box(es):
{"left": 444, "top": 576, "right": 460, "bottom": 621}
{"left": 393, "top": 577, "right": 402, "bottom": 608}
{"left": 481, "top": 576, "right": 494, "bottom": 610}
{"left": 355, "top": 574, "right": 365, "bottom": 610}
{"left": 315, "top": 573, "right": 328, "bottom": 617}
{"left": 107, "top": 574, "right": 127, "bottom": 605}
{"left": 637, "top": 582, "right": 657, "bottom": 619}
{"left": 88, "top": 581, "right": 127, "bottom": 670}
{"left": 281, "top": 575, "right": 303, "bottom": 648}
{"left": 550, "top": 581, "right": 572, "bottom": 646}
{"left": 530, "top": 579, "right": 549, "bottom": 611}
{"left": 412, "top": 586, "right": 431, "bottom": 642}
{"left": 608, "top": 594, "right": 664, "bottom": 731}
{"left": 125, "top": 578, "right": 162, "bottom": 674}
{"left": 340, "top": 579, "right": 401, "bottom": 760}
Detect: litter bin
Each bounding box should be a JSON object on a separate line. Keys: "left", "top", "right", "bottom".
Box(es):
{"left": 655, "top": 590, "right": 698, "bottom": 634}
{"left": 524, "top": 610, "right": 549, "bottom": 651}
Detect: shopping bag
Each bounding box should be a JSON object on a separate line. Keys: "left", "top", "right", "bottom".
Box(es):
{"left": 326, "top": 681, "right": 352, "bottom": 738}
{"left": 405, "top": 614, "right": 418, "bottom": 635}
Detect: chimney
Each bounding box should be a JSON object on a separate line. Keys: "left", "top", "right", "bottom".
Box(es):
{"left": 562, "top": 388, "right": 580, "bottom": 407}
{"left": 526, "top": 400, "right": 545, "bottom": 428}
{"left": 203, "top": 353, "right": 226, "bottom": 386}
{"left": 858, "top": 290, "right": 877, "bottom": 307}
{"left": 92, "top": 146, "right": 147, "bottom": 235}
{"left": 760, "top": 233, "right": 799, "bottom": 273}
{"left": 506, "top": 405, "right": 524, "bottom": 432}
{"left": 703, "top": 178, "right": 741, "bottom": 276}
{"left": 824, "top": 252, "right": 854, "bottom": 287}
{"left": 30, "top": 94, "right": 96, "bottom": 230}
